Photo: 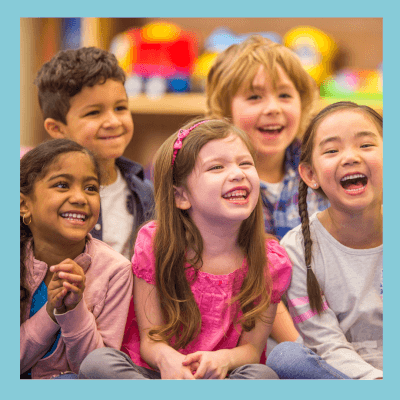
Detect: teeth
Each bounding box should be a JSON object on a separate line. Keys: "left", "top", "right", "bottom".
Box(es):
{"left": 341, "top": 174, "right": 366, "bottom": 181}
{"left": 223, "top": 189, "right": 247, "bottom": 198}
{"left": 259, "top": 125, "right": 282, "bottom": 131}
{"left": 61, "top": 212, "right": 86, "bottom": 221}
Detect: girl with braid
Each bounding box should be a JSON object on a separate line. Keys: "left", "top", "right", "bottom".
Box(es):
{"left": 267, "top": 102, "right": 383, "bottom": 380}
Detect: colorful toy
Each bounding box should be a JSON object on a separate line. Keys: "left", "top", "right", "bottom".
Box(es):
{"left": 110, "top": 22, "right": 198, "bottom": 97}
{"left": 320, "top": 67, "right": 383, "bottom": 100}
{"left": 284, "top": 26, "right": 337, "bottom": 85}
{"left": 192, "top": 27, "right": 281, "bottom": 92}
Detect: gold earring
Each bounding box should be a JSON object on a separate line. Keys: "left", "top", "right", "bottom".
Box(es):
{"left": 22, "top": 214, "right": 32, "bottom": 226}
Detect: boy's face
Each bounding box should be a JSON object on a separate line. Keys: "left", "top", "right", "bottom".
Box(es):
{"left": 231, "top": 64, "right": 301, "bottom": 161}
{"left": 60, "top": 79, "right": 133, "bottom": 163}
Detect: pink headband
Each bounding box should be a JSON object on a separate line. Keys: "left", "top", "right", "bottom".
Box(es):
{"left": 171, "top": 120, "right": 209, "bottom": 166}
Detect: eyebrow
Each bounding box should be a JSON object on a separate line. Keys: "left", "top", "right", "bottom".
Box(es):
{"left": 318, "top": 131, "right": 379, "bottom": 147}
{"left": 81, "top": 98, "right": 128, "bottom": 110}
{"left": 47, "top": 173, "right": 99, "bottom": 183}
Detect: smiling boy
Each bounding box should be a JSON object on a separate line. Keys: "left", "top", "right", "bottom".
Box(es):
{"left": 35, "top": 47, "right": 154, "bottom": 259}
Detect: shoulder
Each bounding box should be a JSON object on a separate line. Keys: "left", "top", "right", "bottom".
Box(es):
{"left": 132, "top": 221, "right": 158, "bottom": 285}
{"left": 116, "top": 157, "right": 154, "bottom": 200}
{"left": 86, "top": 235, "right": 131, "bottom": 273}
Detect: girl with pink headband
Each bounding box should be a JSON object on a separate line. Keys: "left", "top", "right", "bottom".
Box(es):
{"left": 79, "top": 118, "right": 293, "bottom": 379}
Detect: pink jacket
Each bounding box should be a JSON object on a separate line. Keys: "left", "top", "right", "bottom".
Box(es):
{"left": 20, "top": 235, "right": 133, "bottom": 379}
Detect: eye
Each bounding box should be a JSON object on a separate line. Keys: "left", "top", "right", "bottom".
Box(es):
{"left": 115, "top": 105, "right": 128, "bottom": 111}
{"left": 85, "top": 184, "right": 99, "bottom": 193}
{"left": 360, "top": 143, "right": 375, "bottom": 148}
{"left": 84, "top": 110, "right": 99, "bottom": 117}
{"left": 240, "top": 160, "right": 254, "bottom": 167}
{"left": 279, "top": 93, "right": 292, "bottom": 99}
{"left": 323, "top": 149, "right": 338, "bottom": 155}
{"left": 208, "top": 165, "right": 223, "bottom": 171}
{"left": 53, "top": 181, "right": 69, "bottom": 189}
{"left": 247, "top": 94, "right": 261, "bottom": 101}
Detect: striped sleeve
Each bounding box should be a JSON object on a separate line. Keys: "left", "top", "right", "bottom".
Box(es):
{"left": 281, "top": 227, "right": 383, "bottom": 380}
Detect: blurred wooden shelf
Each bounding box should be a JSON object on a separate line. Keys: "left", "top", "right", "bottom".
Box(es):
{"left": 129, "top": 93, "right": 382, "bottom": 115}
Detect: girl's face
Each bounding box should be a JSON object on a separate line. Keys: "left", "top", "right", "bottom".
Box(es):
{"left": 231, "top": 64, "right": 301, "bottom": 161}
{"left": 301, "top": 110, "right": 383, "bottom": 213}
{"left": 22, "top": 152, "right": 100, "bottom": 249}
{"left": 174, "top": 134, "right": 260, "bottom": 231}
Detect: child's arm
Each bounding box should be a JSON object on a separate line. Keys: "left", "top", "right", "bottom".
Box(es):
{"left": 134, "top": 275, "right": 195, "bottom": 379}
{"left": 53, "top": 257, "right": 133, "bottom": 374}
{"left": 282, "top": 231, "right": 383, "bottom": 380}
{"left": 269, "top": 301, "right": 299, "bottom": 343}
{"left": 183, "top": 303, "right": 278, "bottom": 379}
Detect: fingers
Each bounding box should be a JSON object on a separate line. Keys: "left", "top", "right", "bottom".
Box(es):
{"left": 48, "top": 286, "right": 68, "bottom": 309}
{"left": 182, "top": 352, "right": 202, "bottom": 366}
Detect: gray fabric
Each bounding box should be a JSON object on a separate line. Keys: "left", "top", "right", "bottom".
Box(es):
{"left": 281, "top": 212, "right": 383, "bottom": 380}
{"left": 79, "top": 347, "right": 278, "bottom": 379}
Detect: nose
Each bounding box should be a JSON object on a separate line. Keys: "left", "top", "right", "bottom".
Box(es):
{"left": 262, "top": 96, "right": 281, "bottom": 116}
{"left": 341, "top": 147, "right": 362, "bottom": 166}
{"left": 69, "top": 187, "right": 88, "bottom": 205}
{"left": 229, "top": 164, "right": 246, "bottom": 181}
{"left": 102, "top": 110, "right": 122, "bottom": 129}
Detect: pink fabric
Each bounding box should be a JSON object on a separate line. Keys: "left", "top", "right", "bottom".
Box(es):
{"left": 122, "top": 221, "right": 292, "bottom": 369}
{"left": 20, "top": 235, "right": 133, "bottom": 379}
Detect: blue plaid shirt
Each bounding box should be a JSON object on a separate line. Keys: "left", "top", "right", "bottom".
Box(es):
{"left": 260, "top": 140, "right": 329, "bottom": 240}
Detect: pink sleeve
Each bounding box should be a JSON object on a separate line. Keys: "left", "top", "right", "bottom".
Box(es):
{"left": 131, "top": 221, "right": 157, "bottom": 285}
{"left": 267, "top": 239, "right": 293, "bottom": 303}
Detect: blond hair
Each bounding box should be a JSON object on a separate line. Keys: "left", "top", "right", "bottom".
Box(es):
{"left": 206, "top": 35, "right": 319, "bottom": 139}
{"left": 150, "top": 118, "right": 274, "bottom": 349}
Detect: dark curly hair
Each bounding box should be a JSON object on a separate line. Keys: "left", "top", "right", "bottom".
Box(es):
{"left": 34, "top": 47, "right": 126, "bottom": 124}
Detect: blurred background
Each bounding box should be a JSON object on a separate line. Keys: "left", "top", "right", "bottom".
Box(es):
{"left": 20, "top": 18, "right": 382, "bottom": 170}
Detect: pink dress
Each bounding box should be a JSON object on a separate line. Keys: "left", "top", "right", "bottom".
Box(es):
{"left": 122, "top": 221, "right": 292, "bottom": 369}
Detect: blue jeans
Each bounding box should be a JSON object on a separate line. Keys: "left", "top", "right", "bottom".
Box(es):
{"left": 266, "top": 342, "right": 351, "bottom": 379}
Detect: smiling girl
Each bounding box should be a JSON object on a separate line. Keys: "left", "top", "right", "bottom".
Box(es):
{"left": 20, "top": 139, "right": 133, "bottom": 379}
{"left": 79, "top": 119, "right": 293, "bottom": 379}
{"left": 268, "top": 102, "right": 383, "bottom": 379}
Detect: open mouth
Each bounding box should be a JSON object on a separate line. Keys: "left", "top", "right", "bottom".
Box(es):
{"left": 258, "top": 125, "right": 284, "bottom": 135}
{"left": 340, "top": 174, "right": 368, "bottom": 192}
{"left": 60, "top": 212, "right": 88, "bottom": 222}
{"left": 222, "top": 189, "right": 249, "bottom": 202}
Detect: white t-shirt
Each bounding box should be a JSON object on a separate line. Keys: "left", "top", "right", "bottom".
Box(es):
{"left": 100, "top": 167, "right": 136, "bottom": 260}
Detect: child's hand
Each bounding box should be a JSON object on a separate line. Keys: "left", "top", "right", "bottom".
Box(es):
{"left": 46, "top": 272, "right": 68, "bottom": 322}
{"left": 49, "top": 259, "right": 86, "bottom": 312}
{"left": 182, "top": 351, "right": 229, "bottom": 379}
{"left": 158, "top": 351, "right": 195, "bottom": 380}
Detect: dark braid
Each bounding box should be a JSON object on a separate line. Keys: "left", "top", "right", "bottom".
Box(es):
{"left": 298, "top": 179, "right": 323, "bottom": 313}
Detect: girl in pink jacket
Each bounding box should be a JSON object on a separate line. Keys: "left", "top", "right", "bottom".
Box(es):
{"left": 20, "top": 139, "right": 133, "bottom": 379}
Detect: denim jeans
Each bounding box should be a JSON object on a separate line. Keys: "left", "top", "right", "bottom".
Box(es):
{"left": 266, "top": 342, "right": 351, "bottom": 379}
{"left": 79, "top": 347, "right": 279, "bottom": 379}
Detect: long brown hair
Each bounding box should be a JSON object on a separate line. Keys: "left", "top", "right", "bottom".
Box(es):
{"left": 206, "top": 35, "right": 319, "bottom": 140}
{"left": 20, "top": 139, "right": 100, "bottom": 324}
{"left": 150, "top": 118, "right": 274, "bottom": 349}
{"left": 298, "top": 101, "right": 383, "bottom": 313}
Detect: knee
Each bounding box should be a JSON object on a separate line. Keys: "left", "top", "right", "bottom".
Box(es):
{"left": 266, "top": 341, "right": 307, "bottom": 370}
{"left": 79, "top": 347, "right": 119, "bottom": 379}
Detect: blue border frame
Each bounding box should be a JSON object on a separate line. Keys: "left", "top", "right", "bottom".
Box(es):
{"left": 8, "top": 3, "right": 394, "bottom": 399}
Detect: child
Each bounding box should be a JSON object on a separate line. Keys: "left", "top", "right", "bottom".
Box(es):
{"left": 79, "top": 119, "right": 293, "bottom": 379}
{"left": 20, "top": 139, "right": 133, "bottom": 379}
{"left": 206, "top": 34, "right": 328, "bottom": 346}
{"left": 268, "top": 102, "right": 383, "bottom": 379}
{"left": 34, "top": 47, "right": 154, "bottom": 260}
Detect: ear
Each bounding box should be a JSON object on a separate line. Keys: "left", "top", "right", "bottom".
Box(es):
{"left": 299, "top": 162, "right": 320, "bottom": 189}
{"left": 174, "top": 186, "right": 191, "bottom": 210}
{"left": 20, "top": 193, "right": 32, "bottom": 218}
{"left": 44, "top": 118, "right": 68, "bottom": 139}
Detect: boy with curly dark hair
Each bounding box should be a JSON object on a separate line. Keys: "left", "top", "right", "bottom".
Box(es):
{"left": 35, "top": 47, "right": 154, "bottom": 259}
